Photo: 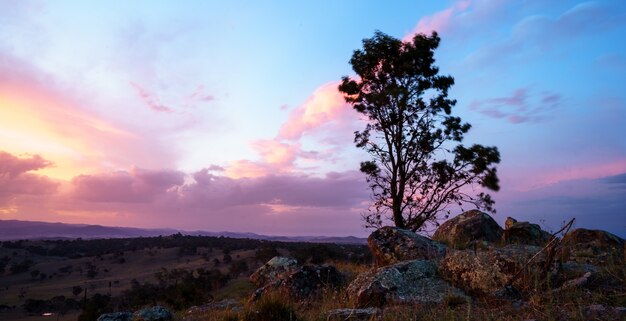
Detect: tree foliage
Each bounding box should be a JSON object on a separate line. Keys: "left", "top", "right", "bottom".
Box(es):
{"left": 339, "top": 31, "right": 500, "bottom": 232}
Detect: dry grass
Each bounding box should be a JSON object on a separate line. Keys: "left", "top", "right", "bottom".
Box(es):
{"left": 183, "top": 258, "right": 625, "bottom": 321}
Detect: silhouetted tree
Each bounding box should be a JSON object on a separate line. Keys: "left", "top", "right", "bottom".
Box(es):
{"left": 339, "top": 31, "right": 500, "bottom": 232}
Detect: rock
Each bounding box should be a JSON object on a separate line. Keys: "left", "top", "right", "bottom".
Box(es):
{"left": 249, "top": 256, "right": 299, "bottom": 287}
{"left": 439, "top": 244, "right": 544, "bottom": 296}
{"left": 367, "top": 226, "right": 447, "bottom": 266}
{"left": 251, "top": 264, "right": 344, "bottom": 300}
{"left": 433, "top": 210, "right": 503, "bottom": 248}
{"left": 186, "top": 299, "right": 241, "bottom": 314}
{"left": 279, "top": 264, "right": 344, "bottom": 297}
{"left": 133, "top": 306, "right": 173, "bottom": 321}
{"left": 552, "top": 272, "right": 591, "bottom": 292}
{"left": 584, "top": 304, "right": 607, "bottom": 319}
{"left": 347, "top": 260, "right": 468, "bottom": 307}
{"left": 504, "top": 217, "right": 517, "bottom": 230}
{"left": 326, "top": 308, "right": 381, "bottom": 321}
{"left": 97, "top": 312, "right": 132, "bottom": 321}
{"left": 502, "top": 219, "right": 552, "bottom": 246}
{"left": 561, "top": 228, "right": 625, "bottom": 264}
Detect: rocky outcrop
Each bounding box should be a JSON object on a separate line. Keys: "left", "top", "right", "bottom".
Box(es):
{"left": 502, "top": 217, "right": 552, "bottom": 246}
{"left": 133, "top": 306, "right": 173, "bottom": 321}
{"left": 278, "top": 264, "right": 344, "bottom": 297}
{"left": 368, "top": 226, "right": 446, "bottom": 266}
{"left": 249, "top": 256, "right": 299, "bottom": 287}
{"left": 561, "top": 228, "right": 625, "bottom": 264}
{"left": 250, "top": 257, "right": 344, "bottom": 300}
{"left": 439, "top": 245, "right": 544, "bottom": 296}
{"left": 347, "top": 260, "right": 468, "bottom": 307}
{"left": 432, "top": 210, "right": 503, "bottom": 248}
{"left": 97, "top": 312, "right": 132, "bottom": 321}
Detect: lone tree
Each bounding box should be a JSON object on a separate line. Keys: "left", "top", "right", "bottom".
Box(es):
{"left": 339, "top": 31, "right": 500, "bottom": 232}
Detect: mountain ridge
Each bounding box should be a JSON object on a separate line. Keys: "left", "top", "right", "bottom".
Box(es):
{"left": 0, "top": 219, "right": 367, "bottom": 244}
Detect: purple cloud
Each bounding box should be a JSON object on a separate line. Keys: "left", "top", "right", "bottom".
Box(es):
{"left": 470, "top": 87, "right": 561, "bottom": 123}
{"left": 71, "top": 168, "right": 185, "bottom": 203}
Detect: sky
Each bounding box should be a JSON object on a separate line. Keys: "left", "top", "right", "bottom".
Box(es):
{"left": 0, "top": 0, "right": 625, "bottom": 237}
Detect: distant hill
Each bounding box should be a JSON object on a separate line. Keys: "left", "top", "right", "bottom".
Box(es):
{"left": 0, "top": 219, "right": 367, "bottom": 244}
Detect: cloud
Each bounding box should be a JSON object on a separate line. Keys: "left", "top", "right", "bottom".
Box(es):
{"left": 464, "top": 1, "right": 626, "bottom": 69}
{"left": 601, "top": 172, "right": 626, "bottom": 189}
{"left": 71, "top": 168, "right": 185, "bottom": 203}
{"left": 130, "top": 82, "right": 215, "bottom": 113}
{"left": 0, "top": 151, "right": 59, "bottom": 200}
{"left": 403, "top": 0, "right": 471, "bottom": 40}
{"left": 0, "top": 49, "right": 182, "bottom": 178}
{"left": 469, "top": 87, "right": 561, "bottom": 123}
{"left": 277, "top": 82, "right": 352, "bottom": 141}
{"left": 2, "top": 163, "right": 370, "bottom": 235}
{"left": 226, "top": 82, "right": 362, "bottom": 178}
{"left": 130, "top": 81, "right": 173, "bottom": 113}
{"left": 495, "top": 171, "right": 626, "bottom": 237}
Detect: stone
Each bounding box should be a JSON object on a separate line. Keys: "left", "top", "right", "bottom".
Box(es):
{"left": 552, "top": 272, "right": 591, "bottom": 292}
{"left": 185, "top": 299, "right": 241, "bottom": 314}
{"left": 504, "top": 217, "right": 517, "bottom": 230}
{"left": 561, "top": 228, "right": 625, "bottom": 264}
{"left": 502, "top": 219, "right": 552, "bottom": 246}
{"left": 433, "top": 210, "right": 503, "bottom": 248}
{"left": 249, "top": 256, "right": 299, "bottom": 287}
{"left": 367, "top": 226, "right": 447, "bottom": 266}
{"left": 347, "top": 260, "right": 468, "bottom": 307}
{"left": 133, "top": 306, "right": 173, "bottom": 321}
{"left": 584, "top": 304, "right": 607, "bottom": 319}
{"left": 439, "top": 244, "right": 544, "bottom": 296}
{"left": 250, "top": 264, "right": 344, "bottom": 301}
{"left": 279, "top": 264, "right": 344, "bottom": 297}
{"left": 97, "top": 312, "right": 132, "bottom": 321}
{"left": 326, "top": 308, "right": 381, "bottom": 321}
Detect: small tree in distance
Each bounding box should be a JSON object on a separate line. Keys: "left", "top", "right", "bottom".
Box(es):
{"left": 339, "top": 31, "right": 500, "bottom": 232}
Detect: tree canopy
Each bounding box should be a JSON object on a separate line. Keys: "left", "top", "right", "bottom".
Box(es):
{"left": 339, "top": 31, "right": 500, "bottom": 232}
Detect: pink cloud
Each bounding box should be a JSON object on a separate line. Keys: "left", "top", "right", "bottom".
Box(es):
{"left": 0, "top": 151, "right": 59, "bottom": 201}
{"left": 277, "top": 82, "right": 351, "bottom": 141}
{"left": 0, "top": 51, "right": 180, "bottom": 176}
{"left": 403, "top": 0, "right": 471, "bottom": 41}
{"left": 130, "top": 81, "right": 174, "bottom": 113}
{"left": 537, "top": 160, "right": 626, "bottom": 189}
{"left": 226, "top": 81, "right": 361, "bottom": 178}
{"left": 130, "top": 82, "right": 216, "bottom": 113}
{"left": 4, "top": 165, "right": 369, "bottom": 235}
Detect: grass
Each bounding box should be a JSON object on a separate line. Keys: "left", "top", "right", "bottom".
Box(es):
{"left": 181, "top": 259, "right": 625, "bottom": 321}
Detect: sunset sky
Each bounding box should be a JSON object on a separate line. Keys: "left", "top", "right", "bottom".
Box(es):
{"left": 1, "top": 0, "right": 625, "bottom": 237}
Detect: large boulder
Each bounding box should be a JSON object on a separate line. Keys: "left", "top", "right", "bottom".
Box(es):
{"left": 439, "top": 245, "right": 544, "bottom": 296}
{"left": 250, "top": 258, "right": 344, "bottom": 300}
{"left": 249, "top": 256, "right": 299, "bottom": 287}
{"left": 368, "top": 226, "right": 447, "bottom": 266}
{"left": 278, "top": 264, "right": 345, "bottom": 297}
{"left": 133, "top": 306, "right": 173, "bottom": 321}
{"left": 97, "top": 312, "right": 132, "bottom": 321}
{"left": 561, "top": 228, "right": 625, "bottom": 264}
{"left": 347, "top": 260, "right": 468, "bottom": 307}
{"left": 433, "top": 210, "right": 503, "bottom": 248}
{"left": 502, "top": 217, "right": 552, "bottom": 246}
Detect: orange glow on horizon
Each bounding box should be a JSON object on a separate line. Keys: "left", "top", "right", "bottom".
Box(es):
{"left": 0, "top": 83, "right": 134, "bottom": 180}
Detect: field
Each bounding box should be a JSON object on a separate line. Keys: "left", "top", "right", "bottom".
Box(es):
{"left": 0, "top": 235, "right": 369, "bottom": 321}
